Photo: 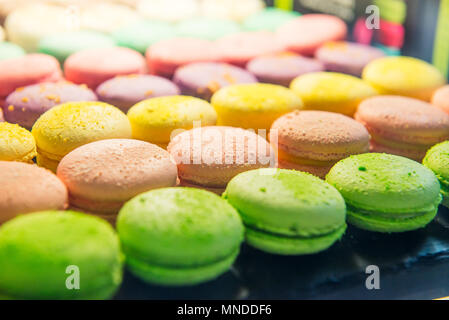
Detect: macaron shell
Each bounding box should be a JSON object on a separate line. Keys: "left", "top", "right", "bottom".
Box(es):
{"left": 432, "top": 85, "right": 449, "bottom": 114}
{"left": 176, "top": 18, "right": 241, "bottom": 40}
{"left": 423, "top": 141, "right": 449, "bottom": 208}
{"left": 242, "top": 7, "right": 301, "bottom": 32}
{"left": 290, "top": 72, "right": 378, "bottom": 116}
{"left": 200, "top": 0, "right": 265, "bottom": 22}
{"left": 0, "top": 25, "right": 4, "bottom": 41}
{"left": 57, "top": 139, "right": 178, "bottom": 214}
{"left": 362, "top": 56, "right": 446, "bottom": 101}
{"left": 0, "top": 122, "right": 36, "bottom": 163}
{"left": 0, "top": 42, "right": 26, "bottom": 61}
{"left": 0, "top": 161, "right": 68, "bottom": 223}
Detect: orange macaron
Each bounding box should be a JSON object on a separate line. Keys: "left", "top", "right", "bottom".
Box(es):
{"left": 270, "top": 110, "right": 370, "bottom": 178}
{"left": 355, "top": 96, "right": 449, "bottom": 161}
{"left": 432, "top": 85, "right": 449, "bottom": 115}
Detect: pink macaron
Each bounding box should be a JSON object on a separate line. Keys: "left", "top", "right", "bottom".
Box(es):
{"left": 431, "top": 85, "right": 449, "bottom": 115}
{"left": 0, "top": 54, "right": 62, "bottom": 100}
{"left": 216, "top": 31, "right": 285, "bottom": 67}
{"left": 64, "top": 47, "right": 146, "bottom": 89}
{"left": 0, "top": 161, "right": 68, "bottom": 224}
{"left": 57, "top": 139, "right": 178, "bottom": 216}
{"left": 276, "top": 14, "right": 348, "bottom": 56}
{"left": 355, "top": 96, "right": 449, "bottom": 161}
{"left": 167, "top": 126, "right": 275, "bottom": 194}
{"left": 146, "top": 38, "right": 220, "bottom": 77}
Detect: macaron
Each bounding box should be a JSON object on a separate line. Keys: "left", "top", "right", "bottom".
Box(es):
{"left": 176, "top": 18, "right": 241, "bottom": 40}
{"left": 326, "top": 153, "right": 441, "bottom": 233}
{"left": 117, "top": 187, "right": 244, "bottom": 286}
{"left": 167, "top": 126, "right": 275, "bottom": 194}
{"left": 200, "top": 0, "right": 265, "bottom": 22}
{"left": 0, "top": 161, "right": 68, "bottom": 223}
{"left": 137, "top": 0, "right": 200, "bottom": 23}
{"left": 57, "top": 139, "right": 177, "bottom": 216}
{"left": 39, "top": 31, "right": 116, "bottom": 63}
{"left": 4, "top": 81, "right": 98, "bottom": 129}
{"left": 270, "top": 111, "right": 370, "bottom": 178}
{"left": 0, "top": 25, "right": 4, "bottom": 41}
{"left": 277, "top": 14, "right": 348, "bottom": 56}
{"left": 0, "top": 42, "right": 26, "bottom": 61}
{"left": 242, "top": 7, "right": 301, "bottom": 32}
{"left": 223, "top": 168, "right": 347, "bottom": 255}
{"left": 423, "top": 141, "right": 449, "bottom": 207}
{"left": 215, "top": 31, "right": 285, "bottom": 67}
{"left": 96, "top": 74, "right": 180, "bottom": 113}
{"left": 146, "top": 38, "right": 220, "bottom": 77}
{"left": 290, "top": 72, "right": 378, "bottom": 116}
{"left": 355, "top": 96, "right": 449, "bottom": 161}
{"left": 0, "top": 211, "right": 123, "bottom": 299}
{"left": 0, "top": 122, "right": 36, "bottom": 163}
{"left": 64, "top": 47, "right": 146, "bottom": 90}
{"left": 0, "top": 109, "right": 3, "bottom": 122}
{"left": 173, "top": 62, "right": 258, "bottom": 101}
{"left": 431, "top": 85, "right": 449, "bottom": 115}
{"left": 127, "top": 96, "right": 217, "bottom": 148}
{"left": 362, "top": 56, "right": 446, "bottom": 101}
{"left": 32, "top": 102, "right": 132, "bottom": 172}
{"left": 112, "top": 20, "right": 177, "bottom": 54}
{"left": 315, "top": 41, "right": 385, "bottom": 77}
{"left": 211, "top": 83, "right": 303, "bottom": 131}
{"left": 0, "top": 54, "right": 62, "bottom": 100}
{"left": 246, "top": 52, "right": 325, "bottom": 87}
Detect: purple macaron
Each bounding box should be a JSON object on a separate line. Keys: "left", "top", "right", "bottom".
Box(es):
{"left": 246, "top": 52, "right": 325, "bottom": 87}
{"left": 4, "top": 81, "right": 97, "bottom": 129}
{"left": 173, "top": 62, "right": 258, "bottom": 101}
{"left": 96, "top": 74, "right": 180, "bottom": 112}
{"left": 315, "top": 41, "right": 385, "bottom": 77}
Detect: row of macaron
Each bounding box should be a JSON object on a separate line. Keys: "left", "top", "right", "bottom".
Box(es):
{"left": 1, "top": 143, "right": 449, "bottom": 299}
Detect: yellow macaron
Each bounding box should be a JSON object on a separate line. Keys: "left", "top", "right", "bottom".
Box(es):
{"left": 127, "top": 95, "right": 217, "bottom": 148}
{"left": 211, "top": 83, "right": 303, "bottom": 131}
{"left": 0, "top": 122, "right": 36, "bottom": 163}
{"left": 290, "top": 72, "right": 378, "bottom": 116}
{"left": 32, "top": 101, "right": 132, "bottom": 172}
{"left": 362, "top": 56, "right": 446, "bottom": 101}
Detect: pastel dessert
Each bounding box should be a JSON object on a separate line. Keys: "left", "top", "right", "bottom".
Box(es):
{"left": 4, "top": 81, "right": 98, "bottom": 129}
{"left": 355, "top": 96, "right": 449, "bottom": 161}
{"left": 32, "top": 102, "right": 132, "bottom": 172}
{"left": 127, "top": 96, "right": 217, "bottom": 148}
{"left": 0, "top": 211, "right": 123, "bottom": 299}
{"left": 96, "top": 74, "right": 180, "bottom": 112}
{"left": 117, "top": 187, "right": 244, "bottom": 286}
{"left": 362, "top": 56, "right": 446, "bottom": 101}
{"left": 0, "top": 161, "right": 68, "bottom": 223}
{"left": 326, "top": 153, "right": 441, "bottom": 233}
{"left": 0, "top": 42, "right": 26, "bottom": 61}
{"left": 211, "top": 83, "right": 303, "bottom": 130}
{"left": 64, "top": 47, "right": 146, "bottom": 89}
{"left": 0, "top": 122, "right": 36, "bottom": 163}
{"left": 0, "top": 54, "right": 62, "bottom": 100}
{"left": 0, "top": 109, "right": 3, "bottom": 122}
{"left": 173, "top": 62, "right": 257, "bottom": 101}
{"left": 137, "top": 0, "right": 200, "bottom": 23}
{"left": 315, "top": 41, "right": 385, "bottom": 77}
{"left": 176, "top": 18, "right": 241, "bottom": 40}
{"left": 242, "top": 7, "right": 301, "bottom": 32}
{"left": 146, "top": 38, "right": 220, "bottom": 77}
{"left": 215, "top": 31, "right": 285, "bottom": 67}
{"left": 290, "top": 72, "right": 378, "bottom": 116}
{"left": 39, "top": 31, "right": 116, "bottom": 63}
{"left": 57, "top": 139, "right": 177, "bottom": 216}
{"left": 223, "top": 168, "right": 346, "bottom": 255}
{"left": 112, "top": 20, "right": 177, "bottom": 54}
{"left": 246, "top": 52, "right": 325, "bottom": 87}
{"left": 0, "top": 25, "right": 4, "bottom": 41}
{"left": 277, "top": 14, "right": 348, "bottom": 56}
{"left": 431, "top": 85, "right": 449, "bottom": 115}
{"left": 270, "top": 111, "right": 370, "bottom": 178}
{"left": 200, "top": 0, "right": 265, "bottom": 22}
{"left": 423, "top": 141, "right": 449, "bottom": 207}
{"left": 167, "top": 126, "right": 275, "bottom": 194}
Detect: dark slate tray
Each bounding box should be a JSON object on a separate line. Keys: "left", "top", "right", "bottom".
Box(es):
{"left": 115, "top": 206, "right": 449, "bottom": 300}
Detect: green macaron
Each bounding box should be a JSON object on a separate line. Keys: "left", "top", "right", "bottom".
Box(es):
{"left": 0, "top": 42, "right": 25, "bottom": 61}
{"left": 423, "top": 141, "right": 449, "bottom": 208}
{"left": 176, "top": 18, "right": 241, "bottom": 40}
{"left": 242, "top": 8, "right": 301, "bottom": 32}
{"left": 117, "top": 187, "right": 244, "bottom": 286}
{"left": 223, "top": 168, "right": 347, "bottom": 255}
{"left": 38, "top": 31, "right": 116, "bottom": 63}
{"left": 113, "top": 20, "right": 177, "bottom": 54}
{"left": 0, "top": 211, "right": 124, "bottom": 300}
{"left": 326, "top": 153, "right": 442, "bottom": 233}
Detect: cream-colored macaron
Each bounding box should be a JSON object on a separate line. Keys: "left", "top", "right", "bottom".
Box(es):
{"left": 0, "top": 26, "right": 4, "bottom": 42}
{"left": 201, "top": 0, "right": 265, "bottom": 22}
{"left": 137, "top": 0, "right": 199, "bottom": 23}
